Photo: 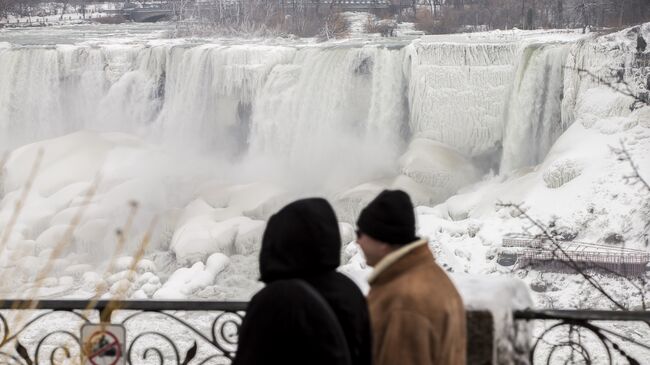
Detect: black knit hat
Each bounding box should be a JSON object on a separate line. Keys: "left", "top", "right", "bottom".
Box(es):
{"left": 356, "top": 190, "right": 418, "bottom": 245}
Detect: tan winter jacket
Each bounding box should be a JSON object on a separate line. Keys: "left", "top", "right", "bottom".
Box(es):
{"left": 367, "top": 239, "right": 466, "bottom": 365}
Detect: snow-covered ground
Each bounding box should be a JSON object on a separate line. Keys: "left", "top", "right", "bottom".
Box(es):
{"left": 0, "top": 19, "right": 648, "bottom": 322}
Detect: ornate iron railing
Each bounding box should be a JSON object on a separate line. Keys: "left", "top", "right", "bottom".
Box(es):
{"left": 515, "top": 309, "right": 650, "bottom": 364}
{"left": 0, "top": 299, "right": 247, "bottom": 364}
{"left": 2, "top": 299, "right": 649, "bottom": 364}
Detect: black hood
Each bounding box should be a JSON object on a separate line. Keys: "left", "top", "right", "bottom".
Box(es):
{"left": 260, "top": 198, "right": 341, "bottom": 283}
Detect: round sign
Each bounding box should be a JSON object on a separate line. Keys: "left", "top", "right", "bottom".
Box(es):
{"left": 85, "top": 330, "right": 122, "bottom": 365}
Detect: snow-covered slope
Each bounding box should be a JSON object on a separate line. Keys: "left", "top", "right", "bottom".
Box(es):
{"left": 411, "top": 24, "right": 650, "bottom": 310}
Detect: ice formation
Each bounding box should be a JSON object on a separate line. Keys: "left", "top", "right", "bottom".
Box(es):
{"left": 0, "top": 23, "right": 648, "bottom": 306}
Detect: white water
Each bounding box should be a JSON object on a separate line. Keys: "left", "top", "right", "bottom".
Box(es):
{"left": 0, "top": 34, "right": 573, "bottom": 176}
{"left": 501, "top": 43, "right": 571, "bottom": 171}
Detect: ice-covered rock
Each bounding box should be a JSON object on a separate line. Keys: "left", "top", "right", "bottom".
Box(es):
{"left": 171, "top": 217, "right": 239, "bottom": 263}
{"left": 177, "top": 199, "right": 215, "bottom": 227}
{"left": 395, "top": 139, "right": 480, "bottom": 205}
{"left": 41, "top": 277, "right": 58, "bottom": 287}
{"left": 109, "top": 279, "right": 132, "bottom": 295}
{"left": 115, "top": 256, "right": 136, "bottom": 272}
{"left": 35, "top": 225, "right": 72, "bottom": 252}
{"left": 73, "top": 219, "right": 110, "bottom": 253}
{"left": 333, "top": 182, "right": 387, "bottom": 224}
{"left": 543, "top": 159, "right": 582, "bottom": 188}
{"left": 106, "top": 270, "right": 133, "bottom": 285}
{"left": 3, "top": 131, "right": 112, "bottom": 196}
{"left": 153, "top": 255, "right": 230, "bottom": 299}
{"left": 233, "top": 219, "right": 266, "bottom": 255}
{"left": 228, "top": 182, "right": 287, "bottom": 220}
{"left": 136, "top": 259, "right": 157, "bottom": 273}
{"left": 206, "top": 253, "right": 230, "bottom": 275}
{"left": 82, "top": 271, "right": 103, "bottom": 286}
{"left": 339, "top": 222, "right": 355, "bottom": 247}
{"left": 131, "top": 289, "right": 148, "bottom": 299}
{"left": 64, "top": 264, "right": 94, "bottom": 277}
{"left": 58, "top": 276, "right": 74, "bottom": 286}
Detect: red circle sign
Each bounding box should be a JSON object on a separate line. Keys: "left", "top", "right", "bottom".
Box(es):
{"left": 87, "top": 330, "right": 122, "bottom": 365}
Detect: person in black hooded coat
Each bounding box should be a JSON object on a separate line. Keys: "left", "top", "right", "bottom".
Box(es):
{"left": 233, "top": 198, "right": 372, "bottom": 365}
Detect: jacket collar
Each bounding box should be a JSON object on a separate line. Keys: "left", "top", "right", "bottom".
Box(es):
{"left": 368, "top": 238, "right": 429, "bottom": 285}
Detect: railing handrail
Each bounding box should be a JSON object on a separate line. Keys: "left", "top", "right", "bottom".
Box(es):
{"left": 2, "top": 300, "right": 648, "bottom": 323}
{"left": 0, "top": 299, "right": 248, "bottom": 312}
{"left": 514, "top": 308, "right": 650, "bottom": 322}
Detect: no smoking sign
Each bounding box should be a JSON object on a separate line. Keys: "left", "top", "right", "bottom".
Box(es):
{"left": 81, "top": 324, "right": 126, "bottom": 365}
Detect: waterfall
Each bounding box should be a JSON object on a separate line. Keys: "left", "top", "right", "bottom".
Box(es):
{"left": 0, "top": 38, "right": 576, "bottom": 178}
{"left": 248, "top": 45, "right": 408, "bottom": 183}
{"left": 406, "top": 42, "right": 518, "bottom": 158}
{"left": 500, "top": 43, "right": 571, "bottom": 172}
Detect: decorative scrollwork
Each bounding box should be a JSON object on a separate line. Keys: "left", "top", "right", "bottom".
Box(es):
{"left": 211, "top": 311, "right": 243, "bottom": 357}
{"left": 0, "top": 313, "right": 9, "bottom": 345}
{"left": 34, "top": 330, "right": 81, "bottom": 365}
{"left": 529, "top": 319, "right": 646, "bottom": 364}
{"left": 0, "top": 300, "right": 249, "bottom": 364}
{"left": 121, "top": 309, "right": 242, "bottom": 363}
{"left": 0, "top": 310, "right": 89, "bottom": 365}
{"left": 127, "top": 331, "right": 181, "bottom": 365}
{"left": 0, "top": 310, "right": 89, "bottom": 347}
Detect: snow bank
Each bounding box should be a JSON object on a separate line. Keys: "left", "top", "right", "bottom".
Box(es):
{"left": 153, "top": 253, "right": 229, "bottom": 299}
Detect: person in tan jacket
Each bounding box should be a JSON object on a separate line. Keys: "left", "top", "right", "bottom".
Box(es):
{"left": 356, "top": 190, "right": 466, "bottom": 365}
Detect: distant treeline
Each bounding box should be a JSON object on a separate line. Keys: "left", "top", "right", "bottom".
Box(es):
{"left": 415, "top": 0, "right": 650, "bottom": 33}
{"left": 2, "top": 0, "right": 649, "bottom": 33}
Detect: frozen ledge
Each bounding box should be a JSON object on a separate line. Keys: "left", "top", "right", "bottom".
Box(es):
{"left": 453, "top": 275, "right": 533, "bottom": 365}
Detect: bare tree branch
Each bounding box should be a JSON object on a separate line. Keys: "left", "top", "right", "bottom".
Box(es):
{"left": 567, "top": 66, "right": 649, "bottom": 106}
{"left": 497, "top": 202, "right": 629, "bottom": 310}
{"left": 611, "top": 141, "right": 650, "bottom": 194}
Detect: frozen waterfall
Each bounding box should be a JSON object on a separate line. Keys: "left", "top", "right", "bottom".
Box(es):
{"left": 0, "top": 37, "right": 577, "bottom": 191}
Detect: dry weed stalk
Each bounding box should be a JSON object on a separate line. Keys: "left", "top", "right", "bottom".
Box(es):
{"left": 10, "top": 175, "right": 100, "bottom": 326}
{"left": 100, "top": 216, "right": 159, "bottom": 325}
{"left": 82, "top": 201, "right": 139, "bottom": 317}
{"left": 0, "top": 151, "right": 9, "bottom": 178}
{"left": 0, "top": 149, "right": 43, "bottom": 256}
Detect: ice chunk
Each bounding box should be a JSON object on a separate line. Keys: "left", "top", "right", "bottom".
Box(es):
{"left": 171, "top": 217, "right": 239, "bottom": 264}
{"left": 35, "top": 225, "right": 73, "bottom": 252}
{"left": 153, "top": 257, "right": 229, "bottom": 299}
{"left": 233, "top": 219, "right": 265, "bottom": 256}
{"left": 4, "top": 131, "right": 113, "bottom": 196}
{"left": 397, "top": 139, "right": 480, "bottom": 205}
{"left": 206, "top": 253, "right": 230, "bottom": 276}
{"left": 333, "top": 182, "right": 388, "bottom": 224}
